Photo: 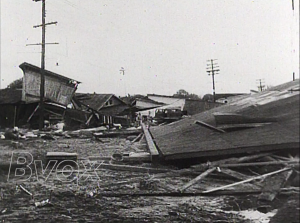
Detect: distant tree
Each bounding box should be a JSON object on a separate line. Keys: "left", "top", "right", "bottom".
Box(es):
{"left": 173, "top": 89, "right": 200, "bottom": 99}
{"left": 188, "top": 93, "right": 201, "bottom": 100}
{"left": 6, "top": 77, "right": 23, "bottom": 89}
{"left": 175, "top": 89, "right": 189, "bottom": 97}
{"left": 202, "top": 94, "right": 213, "bottom": 102}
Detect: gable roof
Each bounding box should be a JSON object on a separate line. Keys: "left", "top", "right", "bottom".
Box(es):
{"left": 74, "top": 93, "right": 113, "bottom": 111}
{"left": 74, "top": 93, "right": 127, "bottom": 111}
{"left": 150, "top": 80, "right": 300, "bottom": 160}
{"left": 19, "top": 62, "right": 81, "bottom": 84}
{"left": 0, "top": 89, "right": 22, "bottom": 105}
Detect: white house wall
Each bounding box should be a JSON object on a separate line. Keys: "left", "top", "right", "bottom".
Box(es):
{"left": 137, "top": 99, "right": 186, "bottom": 117}
{"left": 148, "top": 95, "right": 184, "bottom": 105}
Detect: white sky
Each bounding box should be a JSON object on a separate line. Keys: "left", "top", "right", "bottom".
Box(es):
{"left": 1, "top": 0, "right": 299, "bottom": 97}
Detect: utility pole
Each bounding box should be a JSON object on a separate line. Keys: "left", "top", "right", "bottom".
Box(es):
{"left": 32, "top": 0, "right": 58, "bottom": 130}
{"left": 120, "top": 67, "right": 126, "bottom": 96}
{"left": 206, "top": 59, "right": 219, "bottom": 102}
{"left": 256, "top": 79, "right": 265, "bottom": 92}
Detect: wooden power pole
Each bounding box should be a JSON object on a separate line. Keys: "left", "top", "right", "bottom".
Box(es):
{"left": 32, "top": 0, "right": 58, "bottom": 130}
{"left": 256, "top": 79, "right": 265, "bottom": 92}
{"left": 206, "top": 59, "right": 220, "bottom": 102}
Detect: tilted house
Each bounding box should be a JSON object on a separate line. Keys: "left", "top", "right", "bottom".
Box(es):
{"left": 17, "top": 62, "right": 80, "bottom": 128}
{"left": 19, "top": 62, "right": 80, "bottom": 106}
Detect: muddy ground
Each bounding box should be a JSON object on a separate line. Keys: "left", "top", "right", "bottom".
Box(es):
{"left": 0, "top": 135, "right": 299, "bottom": 223}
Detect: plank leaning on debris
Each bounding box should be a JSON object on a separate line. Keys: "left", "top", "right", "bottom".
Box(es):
{"left": 202, "top": 167, "right": 291, "bottom": 194}
{"left": 178, "top": 167, "right": 216, "bottom": 193}
{"left": 191, "top": 152, "right": 273, "bottom": 170}
{"left": 217, "top": 160, "right": 298, "bottom": 168}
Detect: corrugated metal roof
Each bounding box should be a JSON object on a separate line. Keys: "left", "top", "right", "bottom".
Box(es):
{"left": 150, "top": 80, "right": 300, "bottom": 160}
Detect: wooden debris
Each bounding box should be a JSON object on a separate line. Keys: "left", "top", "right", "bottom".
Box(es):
{"left": 258, "top": 170, "right": 294, "bottom": 202}
{"left": 202, "top": 167, "right": 291, "bottom": 194}
{"left": 19, "top": 185, "right": 32, "bottom": 197}
{"left": 194, "top": 120, "right": 225, "bottom": 133}
{"left": 96, "top": 163, "right": 169, "bottom": 173}
{"left": 178, "top": 167, "right": 216, "bottom": 193}
{"left": 141, "top": 123, "right": 159, "bottom": 161}
{"left": 46, "top": 152, "right": 78, "bottom": 163}
{"left": 220, "top": 168, "right": 262, "bottom": 188}
{"left": 139, "top": 134, "right": 145, "bottom": 143}
{"left": 131, "top": 133, "right": 143, "bottom": 143}
{"left": 93, "top": 130, "right": 141, "bottom": 138}
{"left": 191, "top": 152, "right": 273, "bottom": 170}
{"left": 217, "top": 160, "right": 298, "bottom": 168}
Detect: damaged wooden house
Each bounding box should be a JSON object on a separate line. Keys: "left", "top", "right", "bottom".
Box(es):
{"left": 67, "top": 93, "right": 132, "bottom": 129}
{"left": 0, "top": 62, "right": 80, "bottom": 129}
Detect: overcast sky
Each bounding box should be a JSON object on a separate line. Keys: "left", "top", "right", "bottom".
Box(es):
{"left": 1, "top": 0, "right": 299, "bottom": 97}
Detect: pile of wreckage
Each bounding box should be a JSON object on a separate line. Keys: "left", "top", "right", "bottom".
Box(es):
{"left": 0, "top": 62, "right": 224, "bottom": 133}
{"left": 0, "top": 63, "right": 299, "bottom": 222}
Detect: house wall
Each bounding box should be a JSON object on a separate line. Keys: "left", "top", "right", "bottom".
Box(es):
{"left": 135, "top": 100, "right": 160, "bottom": 109}
{"left": 148, "top": 95, "right": 185, "bottom": 105}
{"left": 22, "top": 69, "right": 76, "bottom": 106}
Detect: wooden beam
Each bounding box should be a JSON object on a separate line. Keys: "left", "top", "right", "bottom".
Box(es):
{"left": 58, "top": 162, "right": 170, "bottom": 174}
{"left": 141, "top": 122, "right": 159, "bottom": 161}
{"left": 131, "top": 133, "right": 143, "bottom": 143}
{"left": 191, "top": 152, "right": 273, "bottom": 171}
{"left": 178, "top": 167, "right": 216, "bottom": 193}
{"left": 194, "top": 120, "right": 225, "bottom": 133}
{"left": 217, "top": 160, "right": 298, "bottom": 168}
{"left": 202, "top": 167, "right": 291, "bottom": 194}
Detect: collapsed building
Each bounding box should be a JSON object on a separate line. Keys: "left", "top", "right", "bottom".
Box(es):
{"left": 0, "top": 62, "right": 133, "bottom": 130}
{"left": 147, "top": 80, "right": 300, "bottom": 162}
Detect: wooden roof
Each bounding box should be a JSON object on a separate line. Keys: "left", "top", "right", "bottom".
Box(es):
{"left": 150, "top": 80, "right": 300, "bottom": 160}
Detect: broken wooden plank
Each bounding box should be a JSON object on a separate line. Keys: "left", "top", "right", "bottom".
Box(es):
{"left": 97, "top": 163, "right": 167, "bottom": 173}
{"left": 46, "top": 152, "right": 78, "bottom": 163}
{"left": 94, "top": 130, "right": 141, "bottom": 138}
{"left": 191, "top": 152, "right": 273, "bottom": 170}
{"left": 258, "top": 170, "right": 294, "bottom": 202}
{"left": 178, "top": 167, "right": 216, "bottom": 193}
{"left": 64, "top": 162, "right": 171, "bottom": 174}
{"left": 139, "top": 134, "right": 145, "bottom": 144}
{"left": 131, "top": 133, "right": 143, "bottom": 143}
{"left": 202, "top": 167, "right": 291, "bottom": 194}
{"left": 220, "top": 168, "right": 262, "bottom": 189}
{"left": 19, "top": 185, "right": 33, "bottom": 197}
{"left": 141, "top": 122, "right": 159, "bottom": 161}
{"left": 194, "top": 120, "right": 225, "bottom": 133}
{"left": 217, "top": 160, "right": 298, "bottom": 168}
